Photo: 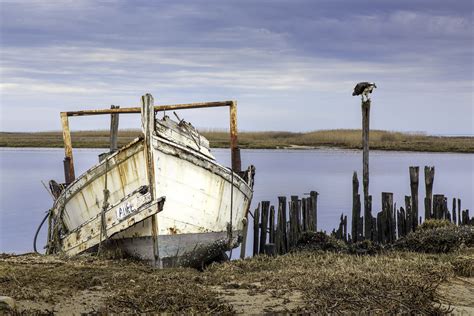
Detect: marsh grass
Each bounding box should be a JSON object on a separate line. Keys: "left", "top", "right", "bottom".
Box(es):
{"left": 1, "top": 129, "right": 473, "bottom": 152}
{"left": 1, "top": 248, "right": 472, "bottom": 314}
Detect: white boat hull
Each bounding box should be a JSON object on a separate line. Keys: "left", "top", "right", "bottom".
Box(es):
{"left": 51, "top": 135, "right": 253, "bottom": 267}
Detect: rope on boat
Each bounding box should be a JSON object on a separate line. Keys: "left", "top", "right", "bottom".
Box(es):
{"left": 33, "top": 209, "right": 51, "bottom": 254}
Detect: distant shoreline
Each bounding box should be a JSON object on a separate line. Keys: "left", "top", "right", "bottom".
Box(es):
{"left": 1, "top": 129, "right": 473, "bottom": 153}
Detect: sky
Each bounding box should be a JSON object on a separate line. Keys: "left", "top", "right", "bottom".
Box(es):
{"left": 0, "top": 0, "right": 472, "bottom": 134}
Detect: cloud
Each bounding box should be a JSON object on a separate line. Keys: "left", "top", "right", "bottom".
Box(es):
{"left": 0, "top": 0, "right": 472, "bottom": 134}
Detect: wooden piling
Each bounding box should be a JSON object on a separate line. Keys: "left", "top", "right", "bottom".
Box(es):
{"left": 443, "top": 197, "right": 450, "bottom": 221}
{"left": 409, "top": 166, "right": 419, "bottom": 230}
{"left": 289, "top": 196, "right": 299, "bottom": 248}
{"left": 343, "top": 215, "right": 348, "bottom": 242}
{"left": 452, "top": 198, "right": 457, "bottom": 225}
{"left": 376, "top": 212, "right": 382, "bottom": 243}
{"left": 302, "top": 198, "right": 308, "bottom": 232}
{"left": 433, "top": 195, "right": 444, "bottom": 219}
{"left": 405, "top": 196, "right": 412, "bottom": 233}
{"left": 352, "top": 172, "right": 362, "bottom": 242}
{"left": 361, "top": 100, "right": 371, "bottom": 240}
{"left": 278, "top": 196, "right": 287, "bottom": 254}
{"left": 310, "top": 191, "right": 318, "bottom": 231}
{"left": 382, "top": 192, "right": 395, "bottom": 243}
{"left": 264, "top": 243, "right": 276, "bottom": 256}
{"left": 457, "top": 199, "right": 461, "bottom": 224}
{"left": 269, "top": 205, "right": 275, "bottom": 244}
{"left": 109, "top": 105, "right": 120, "bottom": 152}
{"left": 240, "top": 217, "right": 248, "bottom": 259}
{"left": 366, "top": 196, "right": 373, "bottom": 240}
{"left": 398, "top": 206, "right": 407, "bottom": 238}
{"left": 253, "top": 205, "right": 260, "bottom": 256}
{"left": 259, "top": 201, "right": 270, "bottom": 255}
{"left": 424, "top": 166, "right": 435, "bottom": 220}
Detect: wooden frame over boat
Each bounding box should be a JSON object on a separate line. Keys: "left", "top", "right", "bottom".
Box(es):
{"left": 47, "top": 94, "right": 255, "bottom": 268}
{"left": 60, "top": 99, "right": 241, "bottom": 184}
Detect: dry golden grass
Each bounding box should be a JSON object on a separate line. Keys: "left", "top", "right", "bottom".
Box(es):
{"left": 1, "top": 129, "right": 473, "bottom": 152}
{"left": 2, "top": 250, "right": 471, "bottom": 314}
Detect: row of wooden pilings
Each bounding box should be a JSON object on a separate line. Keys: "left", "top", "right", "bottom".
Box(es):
{"left": 240, "top": 192, "right": 319, "bottom": 258}
{"left": 334, "top": 166, "right": 472, "bottom": 243}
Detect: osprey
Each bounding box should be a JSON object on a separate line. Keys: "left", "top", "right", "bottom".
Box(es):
{"left": 352, "top": 82, "right": 377, "bottom": 102}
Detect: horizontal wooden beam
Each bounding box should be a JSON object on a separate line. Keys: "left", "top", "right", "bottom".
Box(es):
{"left": 64, "top": 101, "right": 234, "bottom": 117}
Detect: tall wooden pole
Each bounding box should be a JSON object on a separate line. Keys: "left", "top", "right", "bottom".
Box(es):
{"left": 229, "top": 101, "right": 241, "bottom": 172}
{"left": 109, "top": 105, "right": 120, "bottom": 152}
{"left": 141, "top": 94, "right": 159, "bottom": 267}
{"left": 362, "top": 99, "right": 372, "bottom": 239}
{"left": 60, "top": 112, "right": 75, "bottom": 184}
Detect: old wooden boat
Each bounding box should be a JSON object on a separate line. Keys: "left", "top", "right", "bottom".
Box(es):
{"left": 46, "top": 94, "right": 255, "bottom": 268}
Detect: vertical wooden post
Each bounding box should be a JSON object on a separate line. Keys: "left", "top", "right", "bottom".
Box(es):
{"left": 424, "top": 166, "right": 435, "bottom": 220}
{"left": 229, "top": 101, "right": 241, "bottom": 172}
{"left": 301, "top": 198, "right": 307, "bottom": 232}
{"left": 259, "top": 201, "right": 270, "bottom": 254}
{"left": 361, "top": 99, "right": 371, "bottom": 239}
{"left": 289, "top": 196, "right": 299, "bottom": 248}
{"left": 275, "top": 204, "right": 281, "bottom": 255}
{"left": 141, "top": 94, "right": 159, "bottom": 267}
{"left": 405, "top": 196, "right": 412, "bottom": 233}
{"left": 240, "top": 218, "right": 248, "bottom": 259}
{"left": 442, "top": 197, "right": 448, "bottom": 220}
{"left": 110, "top": 105, "right": 120, "bottom": 152}
{"left": 376, "top": 212, "right": 382, "bottom": 243}
{"left": 310, "top": 191, "right": 318, "bottom": 232}
{"left": 352, "top": 172, "right": 361, "bottom": 242}
{"left": 452, "top": 198, "right": 457, "bottom": 225}
{"left": 382, "top": 192, "right": 395, "bottom": 243}
{"left": 343, "top": 215, "right": 348, "bottom": 242}
{"left": 278, "top": 196, "right": 287, "bottom": 254}
{"left": 433, "top": 195, "right": 444, "bottom": 219}
{"left": 409, "top": 166, "right": 419, "bottom": 230}
{"left": 264, "top": 244, "right": 276, "bottom": 256}
{"left": 457, "top": 199, "right": 461, "bottom": 224}
{"left": 60, "top": 112, "right": 75, "bottom": 183}
{"left": 269, "top": 205, "right": 275, "bottom": 244}
{"left": 253, "top": 205, "right": 260, "bottom": 256}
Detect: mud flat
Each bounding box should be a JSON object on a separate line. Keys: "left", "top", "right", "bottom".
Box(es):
{"left": 1, "top": 248, "right": 473, "bottom": 314}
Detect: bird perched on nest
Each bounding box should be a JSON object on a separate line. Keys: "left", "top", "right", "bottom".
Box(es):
{"left": 352, "top": 82, "right": 377, "bottom": 102}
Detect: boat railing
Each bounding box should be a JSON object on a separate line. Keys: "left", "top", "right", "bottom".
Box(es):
{"left": 59, "top": 95, "right": 241, "bottom": 185}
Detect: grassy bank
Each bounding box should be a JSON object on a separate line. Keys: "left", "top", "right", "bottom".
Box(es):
{"left": 1, "top": 129, "right": 473, "bottom": 153}
{"left": 2, "top": 224, "right": 473, "bottom": 313}
{"left": 1, "top": 249, "right": 472, "bottom": 314}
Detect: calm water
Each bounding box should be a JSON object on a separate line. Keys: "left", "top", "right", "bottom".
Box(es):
{"left": 0, "top": 148, "right": 473, "bottom": 254}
